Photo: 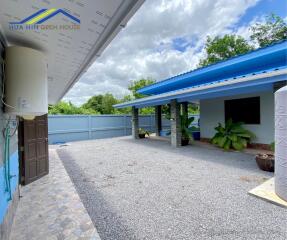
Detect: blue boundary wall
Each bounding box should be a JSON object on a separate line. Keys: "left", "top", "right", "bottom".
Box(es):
{"left": 48, "top": 114, "right": 200, "bottom": 144}
{"left": 0, "top": 151, "right": 18, "bottom": 223}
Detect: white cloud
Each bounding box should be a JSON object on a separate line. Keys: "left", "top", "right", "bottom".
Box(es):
{"left": 64, "top": 0, "right": 260, "bottom": 106}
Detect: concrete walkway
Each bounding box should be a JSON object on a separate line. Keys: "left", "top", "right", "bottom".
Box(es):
{"left": 9, "top": 148, "right": 101, "bottom": 240}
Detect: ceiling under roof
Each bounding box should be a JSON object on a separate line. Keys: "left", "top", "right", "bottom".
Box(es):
{"left": 0, "top": 0, "right": 144, "bottom": 103}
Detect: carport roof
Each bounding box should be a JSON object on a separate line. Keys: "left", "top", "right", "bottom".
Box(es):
{"left": 138, "top": 40, "right": 287, "bottom": 95}
{"left": 114, "top": 67, "right": 287, "bottom": 108}
{"left": 114, "top": 41, "right": 287, "bottom": 109}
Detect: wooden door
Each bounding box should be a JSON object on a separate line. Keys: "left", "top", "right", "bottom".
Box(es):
{"left": 20, "top": 114, "right": 49, "bottom": 185}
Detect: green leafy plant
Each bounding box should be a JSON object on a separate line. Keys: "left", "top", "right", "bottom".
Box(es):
{"left": 166, "top": 113, "right": 196, "bottom": 142}
{"left": 211, "top": 119, "right": 255, "bottom": 151}
{"left": 180, "top": 113, "right": 195, "bottom": 141}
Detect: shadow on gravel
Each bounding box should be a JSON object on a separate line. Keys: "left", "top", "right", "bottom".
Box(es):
{"left": 57, "top": 148, "right": 138, "bottom": 240}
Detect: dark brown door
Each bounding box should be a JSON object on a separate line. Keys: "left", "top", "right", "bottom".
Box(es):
{"left": 20, "top": 114, "right": 49, "bottom": 185}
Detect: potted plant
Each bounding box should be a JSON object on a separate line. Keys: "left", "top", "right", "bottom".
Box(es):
{"left": 255, "top": 142, "right": 275, "bottom": 172}
{"left": 211, "top": 119, "right": 255, "bottom": 151}
{"left": 138, "top": 128, "right": 150, "bottom": 138}
{"left": 166, "top": 113, "right": 196, "bottom": 145}
{"left": 180, "top": 113, "right": 195, "bottom": 146}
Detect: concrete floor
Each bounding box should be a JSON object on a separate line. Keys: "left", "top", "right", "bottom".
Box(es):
{"left": 57, "top": 137, "right": 287, "bottom": 240}
{"left": 9, "top": 148, "right": 101, "bottom": 240}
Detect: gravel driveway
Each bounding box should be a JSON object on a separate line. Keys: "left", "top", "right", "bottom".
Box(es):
{"left": 56, "top": 137, "right": 287, "bottom": 240}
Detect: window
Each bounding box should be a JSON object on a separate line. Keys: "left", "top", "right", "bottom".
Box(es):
{"left": 224, "top": 97, "right": 260, "bottom": 124}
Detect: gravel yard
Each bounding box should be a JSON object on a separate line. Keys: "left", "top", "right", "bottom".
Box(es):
{"left": 56, "top": 137, "right": 287, "bottom": 240}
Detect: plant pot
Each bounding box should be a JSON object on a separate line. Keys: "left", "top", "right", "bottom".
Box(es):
{"left": 181, "top": 138, "right": 189, "bottom": 146}
{"left": 255, "top": 154, "right": 274, "bottom": 172}
{"left": 139, "top": 133, "right": 146, "bottom": 139}
{"left": 192, "top": 131, "right": 200, "bottom": 141}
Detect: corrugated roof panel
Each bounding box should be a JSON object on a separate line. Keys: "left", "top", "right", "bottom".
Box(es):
{"left": 138, "top": 40, "right": 287, "bottom": 95}
{"left": 115, "top": 67, "right": 287, "bottom": 108}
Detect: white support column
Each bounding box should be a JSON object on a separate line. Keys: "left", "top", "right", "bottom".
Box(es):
{"left": 170, "top": 100, "right": 181, "bottom": 147}
{"left": 275, "top": 85, "right": 287, "bottom": 201}
{"left": 132, "top": 106, "right": 139, "bottom": 139}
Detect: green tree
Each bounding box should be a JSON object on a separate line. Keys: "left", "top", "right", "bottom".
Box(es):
{"left": 117, "top": 78, "right": 156, "bottom": 115}
{"left": 128, "top": 78, "right": 156, "bottom": 99}
{"left": 82, "top": 95, "right": 103, "bottom": 113}
{"left": 199, "top": 35, "right": 254, "bottom": 67}
{"left": 82, "top": 93, "right": 119, "bottom": 114}
{"left": 188, "top": 103, "right": 199, "bottom": 114}
{"left": 101, "top": 93, "right": 119, "bottom": 114}
{"left": 250, "top": 13, "right": 287, "bottom": 47}
{"left": 114, "top": 95, "right": 133, "bottom": 115}
{"left": 48, "top": 101, "right": 97, "bottom": 115}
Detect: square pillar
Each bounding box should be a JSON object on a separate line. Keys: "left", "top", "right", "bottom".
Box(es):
{"left": 132, "top": 106, "right": 139, "bottom": 139}
{"left": 170, "top": 100, "right": 181, "bottom": 147}
{"left": 155, "top": 105, "right": 162, "bottom": 136}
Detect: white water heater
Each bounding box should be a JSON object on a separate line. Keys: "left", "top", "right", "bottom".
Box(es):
{"left": 4, "top": 46, "right": 48, "bottom": 118}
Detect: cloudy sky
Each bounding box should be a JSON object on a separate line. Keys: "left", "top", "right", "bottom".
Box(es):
{"left": 64, "top": 0, "right": 287, "bottom": 106}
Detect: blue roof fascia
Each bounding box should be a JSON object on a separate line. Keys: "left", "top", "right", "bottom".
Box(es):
{"left": 177, "top": 84, "right": 273, "bottom": 103}
{"left": 115, "top": 67, "right": 287, "bottom": 109}
{"left": 134, "top": 84, "right": 273, "bottom": 108}
{"left": 138, "top": 40, "right": 287, "bottom": 95}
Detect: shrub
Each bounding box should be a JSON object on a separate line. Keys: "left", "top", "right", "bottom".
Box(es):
{"left": 211, "top": 119, "right": 255, "bottom": 151}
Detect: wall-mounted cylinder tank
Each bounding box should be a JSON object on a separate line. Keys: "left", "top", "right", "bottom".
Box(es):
{"left": 4, "top": 46, "right": 48, "bottom": 118}
{"left": 275, "top": 85, "right": 287, "bottom": 202}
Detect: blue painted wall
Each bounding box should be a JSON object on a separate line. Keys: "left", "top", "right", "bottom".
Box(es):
{"left": 0, "top": 32, "right": 19, "bottom": 227}
{"left": 0, "top": 151, "right": 19, "bottom": 223}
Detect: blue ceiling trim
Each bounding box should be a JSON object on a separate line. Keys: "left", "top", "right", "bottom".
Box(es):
{"left": 134, "top": 84, "right": 273, "bottom": 108}
{"left": 138, "top": 40, "right": 287, "bottom": 95}
{"left": 115, "top": 69, "right": 286, "bottom": 109}
{"left": 177, "top": 84, "right": 272, "bottom": 102}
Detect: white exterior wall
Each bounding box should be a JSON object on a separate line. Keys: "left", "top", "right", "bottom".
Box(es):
{"left": 200, "top": 91, "right": 274, "bottom": 144}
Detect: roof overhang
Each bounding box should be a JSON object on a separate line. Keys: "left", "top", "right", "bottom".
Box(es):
{"left": 138, "top": 41, "right": 287, "bottom": 95}
{"left": 114, "top": 68, "right": 287, "bottom": 109}
{"left": 0, "top": 0, "right": 145, "bottom": 104}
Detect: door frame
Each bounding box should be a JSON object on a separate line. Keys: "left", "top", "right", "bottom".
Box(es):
{"left": 18, "top": 114, "right": 49, "bottom": 185}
